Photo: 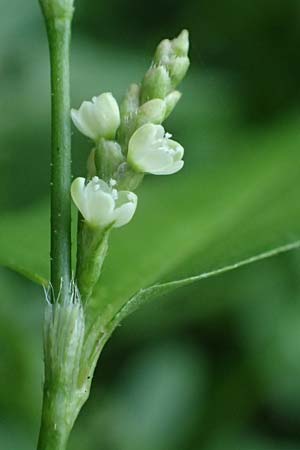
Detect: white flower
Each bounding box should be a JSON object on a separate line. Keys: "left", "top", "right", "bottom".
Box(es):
{"left": 71, "top": 93, "right": 120, "bottom": 141}
{"left": 71, "top": 177, "right": 137, "bottom": 228}
{"left": 127, "top": 123, "right": 184, "bottom": 175}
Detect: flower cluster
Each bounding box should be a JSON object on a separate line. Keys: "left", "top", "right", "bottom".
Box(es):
{"left": 71, "top": 30, "right": 189, "bottom": 231}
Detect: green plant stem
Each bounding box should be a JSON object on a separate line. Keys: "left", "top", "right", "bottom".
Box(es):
{"left": 37, "top": 387, "right": 73, "bottom": 450}
{"left": 42, "top": 3, "right": 72, "bottom": 300}
{"left": 37, "top": 2, "right": 74, "bottom": 449}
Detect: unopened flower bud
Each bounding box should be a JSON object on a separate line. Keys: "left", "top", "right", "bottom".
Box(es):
{"left": 128, "top": 123, "right": 184, "bottom": 175}
{"left": 71, "top": 93, "right": 120, "bottom": 141}
{"left": 141, "top": 65, "right": 171, "bottom": 103}
{"left": 168, "top": 57, "right": 190, "bottom": 88}
{"left": 153, "top": 30, "right": 190, "bottom": 89}
{"left": 154, "top": 29, "right": 189, "bottom": 63}
{"left": 137, "top": 99, "right": 166, "bottom": 126}
{"left": 164, "top": 91, "right": 182, "bottom": 119}
{"left": 118, "top": 84, "right": 140, "bottom": 151}
{"left": 171, "top": 29, "right": 189, "bottom": 56}
{"left": 120, "top": 84, "right": 140, "bottom": 117}
{"left": 94, "top": 140, "right": 125, "bottom": 181}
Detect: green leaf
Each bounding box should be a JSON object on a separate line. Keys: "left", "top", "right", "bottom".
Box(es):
{"left": 87, "top": 119, "right": 300, "bottom": 327}
{"left": 107, "top": 240, "right": 300, "bottom": 332}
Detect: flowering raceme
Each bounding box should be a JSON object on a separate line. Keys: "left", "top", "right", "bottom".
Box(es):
{"left": 71, "top": 177, "right": 137, "bottom": 228}
{"left": 70, "top": 30, "right": 189, "bottom": 300}
{"left": 128, "top": 123, "right": 184, "bottom": 175}
{"left": 71, "top": 93, "right": 120, "bottom": 141}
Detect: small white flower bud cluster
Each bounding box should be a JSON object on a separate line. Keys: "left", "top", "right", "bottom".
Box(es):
{"left": 118, "top": 30, "right": 189, "bottom": 150}
{"left": 141, "top": 29, "right": 189, "bottom": 104}
{"left": 70, "top": 31, "right": 189, "bottom": 230}
{"left": 153, "top": 29, "right": 190, "bottom": 89}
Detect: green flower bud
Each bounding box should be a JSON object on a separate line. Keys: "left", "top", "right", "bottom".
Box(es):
{"left": 168, "top": 56, "right": 190, "bottom": 88}
{"left": 137, "top": 99, "right": 166, "bottom": 126}
{"left": 118, "top": 84, "right": 140, "bottom": 152}
{"left": 154, "top": 38, "right": 172, "bottom": 64}
{"left": 153, "top": 29, "right": 190, "bottom": 89}
{"left": 171, "top": 29, "right": 189, "bottom": 57}
{"left": 120, "top": 83, "right": 140, "bottom": 117}
{"left": 154, "top": 29, "right": 189, "bottom": 62}
{"left": 94, "top": 139, "right": 125, "bottom": 181}
{"left": 164, "top": 90, "right": 182, "bottom": 119}
{"left": 141, "top": 65, "right": 171, "bottom": 103}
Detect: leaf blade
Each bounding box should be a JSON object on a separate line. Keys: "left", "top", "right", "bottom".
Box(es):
{"left": 107, "top": 240, "right": 300, "bottom": 331}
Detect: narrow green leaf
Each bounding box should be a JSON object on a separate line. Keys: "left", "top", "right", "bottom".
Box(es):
{"left": 107, "top": 240, "right": 300, "bottom": 332}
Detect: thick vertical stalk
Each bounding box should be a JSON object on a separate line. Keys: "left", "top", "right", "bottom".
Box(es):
{"left": 37, "top": 391, "right": 72, "bottom": 450}
{"left": 50, "top": 18, "right": 72, "bottom": 299}
{"left": 38, "top": 2, "right": 74, "bottom": 449}
{"left": 42, "top": 3, "right": 73, "bottom": 300}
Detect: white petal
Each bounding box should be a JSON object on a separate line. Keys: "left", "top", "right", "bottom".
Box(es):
{"left": 85, "top": 181, "right": 115, "bottom": 227}
{"left": 128, "top": 123, "right": 165, "bottom": 162}
{"left": 71, "top": 178, "right": 88, "bottom": 218}
{"left": 113, "top": 191, "right": 138, "bottom": 228}
{"left": 71, "top": 103, "right": 98, "bottom": 140}
{"left": 71, "top": 109, "right": 94, "bottom": 140}
{"left": 151, "top": 160, "right": 184, "bottom": 175}
{"left": 79, "top": 101, "right": 101, "bottom": 138}
{"left": 135, "top": 148, "right": 173, "bottom": 173}
{"left": 93, "top": 93, "right": 120, "bottom": 139}
{"left": 167, "top": 139, "right": 184, "bottom": 160}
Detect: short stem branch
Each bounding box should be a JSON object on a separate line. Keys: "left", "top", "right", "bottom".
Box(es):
{"left": 76, "top": 222, "right": 110, "bottom": 301}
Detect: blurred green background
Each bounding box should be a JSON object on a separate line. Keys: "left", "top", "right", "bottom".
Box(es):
{"left": 1, "top": 0, "right": 300, "bottom": 449}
